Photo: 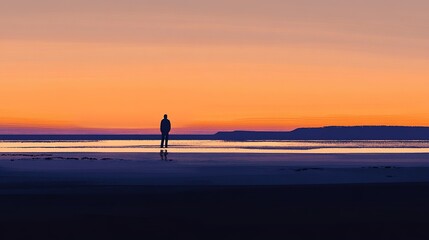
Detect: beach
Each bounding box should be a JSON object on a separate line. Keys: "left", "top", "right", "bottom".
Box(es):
{"left": 1, "top": 151, "right": 429, "bottom": 239}
{"left": 2, "top": 152, "right": 429, "bottom": 186}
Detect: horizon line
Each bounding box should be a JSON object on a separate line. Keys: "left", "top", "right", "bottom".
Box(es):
{"left": 1, "top": 125, "right": 429, "bottom": 135}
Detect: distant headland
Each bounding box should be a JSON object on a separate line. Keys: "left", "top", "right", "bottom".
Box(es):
{"left": 214, "top": 126, "right": 429, "bottom": 140}
{"left": 1, "top": 126, "right": 429, "bottom": 140}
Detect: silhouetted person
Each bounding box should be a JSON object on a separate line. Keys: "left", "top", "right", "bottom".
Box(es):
{"left": 160, "top": 114, "right": 171, "bottom": 148}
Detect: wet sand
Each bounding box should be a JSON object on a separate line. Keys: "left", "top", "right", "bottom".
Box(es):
{"left": 2, "top": 152, "right": 429, "bottom": 186}
{"left": 1, "top": 152, "right": 429, "bottom": 239}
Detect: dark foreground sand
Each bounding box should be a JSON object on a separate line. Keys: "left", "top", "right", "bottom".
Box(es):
{"left": 1, "top": 153, "right": 429, "bottom": 239}
{"left": 1, "top": 184, "right": 429, "bottom": 240}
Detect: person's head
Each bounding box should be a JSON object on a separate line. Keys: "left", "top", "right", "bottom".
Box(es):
{"left": 164, "top": 114, "right": 168, "bottom": 119}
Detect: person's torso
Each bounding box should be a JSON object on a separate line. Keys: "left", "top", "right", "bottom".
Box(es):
{"left": 161, "top": 119, "right": 170, "bottom": 132}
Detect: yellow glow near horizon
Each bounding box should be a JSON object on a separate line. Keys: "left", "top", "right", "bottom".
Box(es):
{"left": 1, "top": 1, "right": 429, "bottom": 133}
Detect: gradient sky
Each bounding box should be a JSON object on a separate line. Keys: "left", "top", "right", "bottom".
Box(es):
{"left": 1, "top": 0, "right": 429, "bottom": 133}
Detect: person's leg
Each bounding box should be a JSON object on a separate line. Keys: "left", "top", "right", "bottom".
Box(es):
{"left": 160, "top": 134, "right": 165, "bottom": 148}
{"left": 165, "top": 133, "right": 169, "bottom": 148}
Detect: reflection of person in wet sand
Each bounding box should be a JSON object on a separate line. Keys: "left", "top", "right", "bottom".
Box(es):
{"left": 160, "top": 150, "right": 168, "bottom": 161}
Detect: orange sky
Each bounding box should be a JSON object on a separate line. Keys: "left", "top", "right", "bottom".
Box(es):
{"left": 1, "top": 1, "right": 428, "bottom": 133}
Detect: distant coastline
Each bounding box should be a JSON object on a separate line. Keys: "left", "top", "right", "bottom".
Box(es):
{"left": 1, "top": 126, "right": 429, "bottom": 140}
{"left": 215, "top": 126, "right": 429, "bottom": 140}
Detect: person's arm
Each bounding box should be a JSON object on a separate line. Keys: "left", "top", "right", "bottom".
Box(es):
{"left": 168, "top": 121, "right": 171, "bottom": 132}
{"left": 160, "top": 120, "right": 163, "bottom": 132}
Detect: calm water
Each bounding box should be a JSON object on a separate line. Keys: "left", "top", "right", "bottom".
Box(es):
{"left": 1, "top": 140, "right": 429, "bottom": 153}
